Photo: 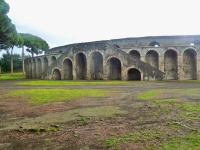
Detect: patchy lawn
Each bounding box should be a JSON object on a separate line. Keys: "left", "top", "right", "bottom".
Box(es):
{"left": 0, "top": 80, "right": 200, "bottom": 150}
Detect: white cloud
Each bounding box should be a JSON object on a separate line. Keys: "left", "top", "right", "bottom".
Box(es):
{"left": 3, "top": 0, "right": 200, "bottom": 52}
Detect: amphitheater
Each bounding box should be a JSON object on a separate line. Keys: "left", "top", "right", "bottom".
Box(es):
{"left": 24, "top": 35, "right": 200, "bottom": 81}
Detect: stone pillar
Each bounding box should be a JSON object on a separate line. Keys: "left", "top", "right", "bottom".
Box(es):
{"left": 73, "top": 59, "right": 76, "bottom": 80}
{"left": 103, "top": 58, "right": 108, "bottom": 80}
{"left": 87, "top": 56, "right": 91, "bottom": 80}
{"left": 197, "top": 53, "right": 200, "bottom": 80}
{"left": 140, "top": 56, "right": 145, "bottom": 62}
{"left": 159, "top": 56, "right": 164, "bottom": 72}
{"left": 177, "top": 55, "right": 183, "bottom": 80}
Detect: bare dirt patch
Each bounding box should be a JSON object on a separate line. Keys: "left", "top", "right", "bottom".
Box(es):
{"left": 0, "top": 80, "right": 200, "bottom": 149}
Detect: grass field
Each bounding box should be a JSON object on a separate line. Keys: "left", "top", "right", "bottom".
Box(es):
{"left": 17, "top": 80, "right": 132, "bottom": 86}
{"left": 0, "top": 72, "right": 25, "bottom": 80}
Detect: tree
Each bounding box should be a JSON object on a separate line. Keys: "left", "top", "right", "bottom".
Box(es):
{"left": 0, "top": 0, "right": 18, "bottom": 50}
{"left": 0, "top": 51, "right": 26, "bottom": 72}
{"left": 7, "top": 33, "right": 23, "bottom": 75}
{"left": 20, "top": 33, "right": 49, "bottom": 58}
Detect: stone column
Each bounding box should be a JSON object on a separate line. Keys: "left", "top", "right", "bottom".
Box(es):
{"left": 159, "top": 56, "right": 164, "bottom": 72}
{"left": 197, "top": 53, "right": 200, "bottom": 80}
{"left": 177, "top": 55, "right": 183, "bottom": 80}
{"left": 87, "top": 56, "right": 91, "bottom": 80}
{"left": 103, "top": 58, "right": 108, "bottom": 80}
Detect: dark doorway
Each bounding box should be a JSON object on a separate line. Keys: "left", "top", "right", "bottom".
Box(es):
{"left": 128, "top": 68, "right": 141, "bottom": 80}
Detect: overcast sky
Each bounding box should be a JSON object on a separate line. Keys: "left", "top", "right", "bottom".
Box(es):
{"left": 1, "top": 0, "right": 200, "bottom": 56}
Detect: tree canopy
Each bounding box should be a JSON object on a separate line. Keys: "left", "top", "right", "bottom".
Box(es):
{"left": 20, "top": 33, "right": 49, "bottom": 57}
{"left": 0, "top": 0, "right": 18, "bottom": 50}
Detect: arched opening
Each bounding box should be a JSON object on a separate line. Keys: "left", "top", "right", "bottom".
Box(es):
{"left": 113, "top": 44, "right": 120, "bottom": 48}
{"left": 183, "top": 49, "right": 197, "bottom": 80}
{"left": 63, "top": 59, "right": 73, "bottom": 80}
{"left": 164, "top": 50, "right": 178, "bottom": 80}
{"left": 51, "top": 56, "right": 56, "bottom": 64}
{"left": 37, "top": 58, "right": 42, "bottom": 79}
{"left": 33, "top": 59, "right": 36, "bottom": 78}
{"left": 43, "top": 57, "right": 48, "bottom": 73}
{"left": 75, "top": 52, "right": 87, "bottom": 80}
{"left": 52, "top": 69, "right": 61, "bottom": 80}
{"left": 129, "top": 50, "right": 140, "bottom": 59}
{"left": 90, "top": 52, "right": 103, "bottom": 80}
{"left": 149, "top": 41, "right": 160, "bottom": 47}
{"left": 108, "top": 57, "right": 121, "bottom": 80}
{"left": 145, "top": 50, "right": 159, "bottom": 69}
{"left": 128, "top": 68, "right": 141, "bottom": 80}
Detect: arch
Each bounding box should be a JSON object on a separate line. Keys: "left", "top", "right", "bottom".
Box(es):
{"left": 37, "top": 58, "right": 42, "bottom": 79}
{"left": 183, "top": 49, "right": 197, "bottom": 80}
{"left": 145, "top": 50, "right": 159, "bottom": 69}
{"left": 127, "top": 68, "right": 141, "bottom": 80}
{"left": 43, "top": 57, "right": 48, "bottom": 73}
{"left": 164, "top": 49, "right": 178, "bottom": 80}
{"left": 51, "top": 56, "right": 56, "bottom": 64}
{"left": 113, "top": 44, "right": 120, "bottom": 48}
{"left": 149, "top": 41, "right": 160, "bottom": 47}
{"left": 129, "top": 50, "right": 140, "bottom": 59}
{"left": 75, "top": 52, "right": 87, "bottom": 80}
{"left": 52, "top": 69, "right": 61, "bottom": 80}
{"left": 63, "top": 58, "right": 73, "bottom": 80}
{"left": 90, "top": 51, "right": 103, "bottom": 80}
{"left": 107, "top": 57, "right": 121, "bottom": 80}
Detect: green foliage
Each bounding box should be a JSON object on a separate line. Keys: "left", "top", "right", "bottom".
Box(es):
{"left": 8, "top": 89, "right": 110, "bottom": 103}
{"left": 0, "top": 52, "right": 24, "bottom": 72}
{"left": 0, "top": 52, "right": 30, "bottom": 73}
{"left": 0, "top": 0, "right": 18, "bottom": 50}
{"left": 20, "top": 33, "right": 49, "bottom": 57}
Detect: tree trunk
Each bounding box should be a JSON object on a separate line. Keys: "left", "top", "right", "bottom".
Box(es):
{"left": 32, "top": 51, "right": 34, "bottom": 57}
{"left": 22, "top": 46, "right": 25, "bottom": 75}
{"left": 11, "top": 46, "right": 14, "bottom": 75}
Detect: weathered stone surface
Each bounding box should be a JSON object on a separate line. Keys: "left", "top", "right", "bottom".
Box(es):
{"left": 25, "top": 35, "right": 200, "bottom": 81}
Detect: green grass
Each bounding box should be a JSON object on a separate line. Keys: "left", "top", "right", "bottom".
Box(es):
{"left": 136, "top": 89, "right": 163, "bottom": 100}
{"left": 152, "top": 98, "right": 177, "bottom": 104}
{"left": 155, "top": 133, "right": 200, "bottom": 150}
{"left": 100, "top": 130, "right": 162, "bottom": 147}
{"left": 8, "top": 89, "right": 111, "bottom": 103}
{"left": 0, "top": 72, "right": 25, "bottom": 80}
{"left": 17, "top": 80, "right": 131, "bottom": 86}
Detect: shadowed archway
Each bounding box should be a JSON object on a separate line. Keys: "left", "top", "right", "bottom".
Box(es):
{"left": 129, "top": 50, "right": 140, "bottom": 59}
{"left": 128, "top": 68, "right": 141, "bottom": 80}
{"left": 63, "top": 59, "right": 73, "bottom": 80}
{"left": 90, "top": 52, "right": 103, "bottom": 80}
{"left": 183, "top": 49, "right": 197, "bottom": 80}
{"left": 164, "top": 50, "right": 178, "bottom": 80}
{"left": 145, "top": 50, "right": 159, "bottom": 69}
{"left": 43, "top": 57, "right": 48, "bottom": 73}
{"left": 107, "top": 57, "right": 121, "bottom": 80}
{"left": 52, "top": 69, "right": 61, "bottom": 80}
{"left": 75, "top": 52, "right": 87, "bottom": 80}
{"left": 37, "top": 58, "right": 42, "bottom": 79}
